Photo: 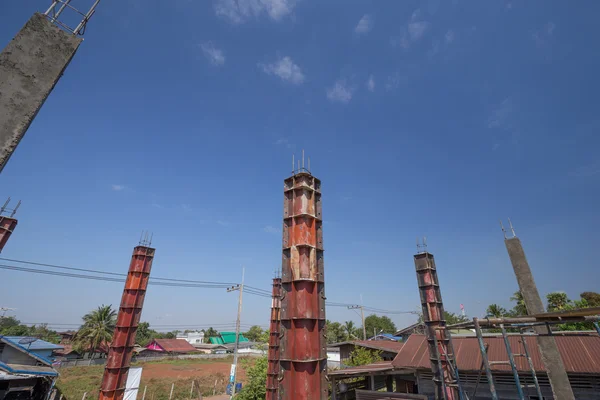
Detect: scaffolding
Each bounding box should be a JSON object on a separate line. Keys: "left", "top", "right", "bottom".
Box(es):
{"left": 449, "top": 309, "right": 600, "bottom": 400}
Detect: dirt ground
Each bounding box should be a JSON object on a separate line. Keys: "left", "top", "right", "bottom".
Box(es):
{"left": 140, "top": 360, "right": 247, "bottom": 381}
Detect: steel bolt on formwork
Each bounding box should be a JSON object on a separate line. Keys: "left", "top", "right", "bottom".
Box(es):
{"left": 279, "top": 168, "right": 327, "bottom": 400}
{"left": 266, "top": 277, "right": 282, "bottom": 400}
{"left": 414, "top": 250, "right": 464, "bottom": 400}
{"left": 99, "top": 241, "right": 155, "bottom": 400}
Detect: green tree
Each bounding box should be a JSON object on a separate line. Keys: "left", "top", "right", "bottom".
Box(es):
{"left": 486, "top": 304, "right": 507, "bottom": 318}
{"left": 204, "top": 327, "right": 219, "bottom": 343}
{"left": 547, "top": 292, "right": 571, "bottom": 311}
{"left": 580, "top": 292, "right": 600, "bottom": 307}
{"left": 244, "top": 325, "right": 264, "bottom": 342}
{"left": 444, "top": 311, "right": 468, "bottom": 325}
{"left": 236, "top": 356, "right": 268, "bottom": 400}
{"left": 74, "top": 305, "right": 116, "bottom": 357}
{"left": 364, "top": 315, "right": 396, "bottom": 337}
{"left": 344, "top": 321, "right": 359, "bottom": 340}
{"left": 346, "top": 346, "right": 383, "bottom": 367}
{"left": 0, "top": 316, "right": 21, "bottom": 330}
{"left": 509, "top": 291, "right": 528, "bottom": 316}
{"left": 257, "top": 329, "right": 270, "bottom": 344}
{"left": 326, "top": 320, "right": 347, "bottom": 344}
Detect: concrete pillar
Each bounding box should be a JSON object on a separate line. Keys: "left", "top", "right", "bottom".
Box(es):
{"left": 505, "top": 237, "right": 575, "bottom": 400}
{"left": 0, "top": 13, "right": 82, "bottom": 173}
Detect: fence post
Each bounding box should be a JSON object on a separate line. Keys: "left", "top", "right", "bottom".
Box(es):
{"left": 213, "top": 380, "right": 217, "bottom": 396}
{"left": 169, "top": 383, "right": 174, "bottom": 400}
{"left": 81, "top": 392, "right": 87, "bottom": 400}
{"left": 190, "top": 381, "right": 195, "bottom": 398}
{"left": 141, "top": 386, "right": 147, "bottom": 400}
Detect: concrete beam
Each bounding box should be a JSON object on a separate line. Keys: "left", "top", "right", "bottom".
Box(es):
{"left": 0, "top": 13, "right": 82, "bottom": 173}
{"left": 505, "top": 237, "right": 575, "bottom": 400}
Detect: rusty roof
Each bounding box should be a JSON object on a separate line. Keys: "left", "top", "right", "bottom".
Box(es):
{"left": 331, "top": 340, "right": 404, "bottom": 353}
{"left": 327, "top": 361, "right": 394, "bottom": 377}
{"left": 151, "top": 339, "right": 197, "bottom": 353}
{"left": 392, "top": 334, "right": 600, "bottom": 374}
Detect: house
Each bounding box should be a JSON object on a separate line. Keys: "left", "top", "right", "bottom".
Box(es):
{"left": 145, "top": 339, "right": 197, "bottom": 354}
{"left": 209, "top": 332, "right": 249, "bottom": 345}
{"left": 176, "top": 331, "right": 205, "bottom": 345}
{"left": 191, "top": 343, "right": 228, "bottom": 354}
{"left": 1, "top": 337, "right": 63, "bottom": 362}
{"left": 329, "top": 340, "right": 404, "bottom": 366}
{"left": 328, "top": 333, "right": 600, "bottom": 400}
{"left": 53, "top": 341, "right": 109, "bottom": 361}
{"left": 0, "top": 336, "right": 59, "bottom": 400}
{"left": 394, "top": 322, "right": 425, "bottom": 339}
{"left": 56, "top": 331, "right": 76, "bottom": 345}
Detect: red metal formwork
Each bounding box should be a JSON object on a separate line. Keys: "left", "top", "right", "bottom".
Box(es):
{"left": 280, "top": 172, "right": 327, "bottom": 400}
{"left": 99, "top": 245, "right": 154, "bottom": 400}
{"left": 0, "top": 216, "right": 17, "bottom": 253}
{"left": 414, "top": 252, "right": 460, "bottom": 400}
{"left": 266, "top": 278, "right": 282, "bottom": 400}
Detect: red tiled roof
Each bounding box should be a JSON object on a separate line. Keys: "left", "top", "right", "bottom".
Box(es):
{"left": 392, "top": 334, "right": 600, "bottom": 374}
{"left": 151, "top": 339, "right": 197, "bottom": 353}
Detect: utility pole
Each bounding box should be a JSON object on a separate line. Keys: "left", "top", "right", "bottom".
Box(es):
{"left": 226, "top": 267, "right": 244, "bottom": 398}
{"left": 348, "top": 305, "right": 366, "bottom": 340}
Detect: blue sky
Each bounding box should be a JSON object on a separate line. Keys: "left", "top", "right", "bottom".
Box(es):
{"left": 0, "top": 0, "right": 598, "bottom": 332}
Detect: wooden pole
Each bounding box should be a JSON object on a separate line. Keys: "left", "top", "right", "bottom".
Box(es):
{"left": 213, "top": 379, "right": 217, "bottom": 396}
{"left": 141, "top": 386, "right": 147, "bottom": 400}
{"left": 81, "top": 392, "right": 87, "bottom": 400}
{"left": 169, "top": 383, "right": 174, "bottom": 400}
{"left": 190, "top": 381, "right": 195, "bottom": 398}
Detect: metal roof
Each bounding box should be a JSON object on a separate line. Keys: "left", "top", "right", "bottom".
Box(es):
{"left": 2, "top": 337, "right": 63, "bottom": 351}
{"left": 328, "top": 361, "right": 394, "bottom": 377}
{"left": 331, "top": 340, "right": 404, "bottom": 353}
{"left": 392, "top": 334, "right": 600, "bottom": 374}
{"left": 148, "top": 339, "right": 197, "bottom": 353}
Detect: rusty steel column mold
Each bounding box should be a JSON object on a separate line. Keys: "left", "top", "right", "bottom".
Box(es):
{"left": 415, "top": 252, "right": 461, "bottom": 400}
{"left": 279, "top": 171, "right": 327, "bottom": 400}
{"left": 0, "top": 217, "right": 17, "bottom": 253}
{"left": 99, "top": 244, "right": 155, "bottom": 400}
{"left": 266, "top": 277, "right": 282, "bottom": 400}
{"left": 0, "top": 198, "right": 20, "bottom": 253}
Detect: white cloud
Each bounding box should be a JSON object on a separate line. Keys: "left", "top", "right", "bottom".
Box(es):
{"left": 112, "top": 184, "right": 126, "bottom": 191}
{"left": 200, "top": 42, "right": 225, "bottom": 66}
{"left": 532, "top": 21, "right": 556, "bottom": 48}
{"left": 263, "top": 225, "right": 279, "bottom": 233}
{"left": 445, "top": 29, "right": 455, "bottom": 43}
{"left": 259, "top": 56, "right": 305, "bottom": 84}
{"left": 366, "top": 75, "right": 375, "bottom": 92}
{"left": 488, "top": 97, "right": 513, "bottom": 129}
{"left": 393, "top": 9, "right": 429, "bottom": 49}
{"left": 326, "top": 79, "right": 354, "bottom": 103}
{"left": 215, "top": 0, "right": 297, "bottom": 23}
{"left": 355, "top": 14, "right": 372, "bottom": 34}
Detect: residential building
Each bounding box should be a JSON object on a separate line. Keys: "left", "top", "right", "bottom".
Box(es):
{"left": 328, "top": 333, "right": 600, "bottom": 400}
{"left": 176, "top": 331, "right": 205, "bottom": 345}
{"left": 329, "top": 340, "right": 404, "bottom": 366}
{"left": 0, "top": 336, "right": 59, "bottom": 400}
{"left": 1, "top": 337, "right": 62, "bottom": 361}
{"left": 145, "top": 339, "right": 197, "bottom": 355}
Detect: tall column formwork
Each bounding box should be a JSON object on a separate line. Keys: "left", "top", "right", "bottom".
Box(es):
{"left": 99, "top": 245, "right": 155, "bottom": 400}
{"left": 266, "top": 277, "right": 282, "bottom": 400}
{"left": 279, "top": 171, "right": 327, "bottom": 400}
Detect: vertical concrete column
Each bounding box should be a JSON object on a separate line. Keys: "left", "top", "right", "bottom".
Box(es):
{"left": 266, "top": 277, "right": 282, "bottom": 400}
{"left": 279, "top": 172, "right": 327, "bottom": 400}
{"left": 0, "top": 13, "right": 81, "bottom": 173}
{"left": 99, "top": 245, "right": 154, "bottom": 400}
{"left": 414, "top": 252, "right": 460, "bottom": 400}
{"left": 505, "top": 237, "right": 575, "bottom": 400}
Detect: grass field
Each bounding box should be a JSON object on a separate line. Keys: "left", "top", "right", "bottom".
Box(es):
{"left": 56, "top": 356, "right": 251, "bottom": 400}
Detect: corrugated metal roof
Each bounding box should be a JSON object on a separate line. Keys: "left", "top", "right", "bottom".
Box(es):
{"left": 331, "top": 340, "right": 404, "bottom": 353}
{"left": 328, "top": 361, "right": 394, "bottom": 377}
{"left": 2, "top": 337, "right": 63, "bottom": 351}
{"left": 150, "top": 339, "right": 197, "bottom": 353}
{"left": 392, "top": 334, "right": 600, "bottom": 373}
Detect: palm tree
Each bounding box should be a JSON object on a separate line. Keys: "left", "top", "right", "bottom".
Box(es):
{"left": 74, "top": 305, "right": 116, "bottom": 358}
{"left": 486, "top": 304, "right": 507, "bottom": 318}
{"left": 344, "top": 321, "right": 358, "bottom": 340}
{"left": 510, "top": 291, "right": 528, "bottom": 316}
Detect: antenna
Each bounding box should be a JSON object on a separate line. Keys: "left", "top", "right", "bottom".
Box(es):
{"left": 500, "top": 219, "right": 516, "bottom": 239}
{"left": 139, "top": 231, "right": 153, "bottom": 247}
{"left": 292, "top": 154, "right": 295, "bottom": 174}
{"left": 302, "top": 149, "right": 305, "bottom": 169}
{"left": 508, "top": 218, "right": 516, "bottom": 237}
{"left": 416, "top": 237, "right": 428, "bottom": 253}
{"left": 0, "top": 198, "right": 21, "bottom": 218}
